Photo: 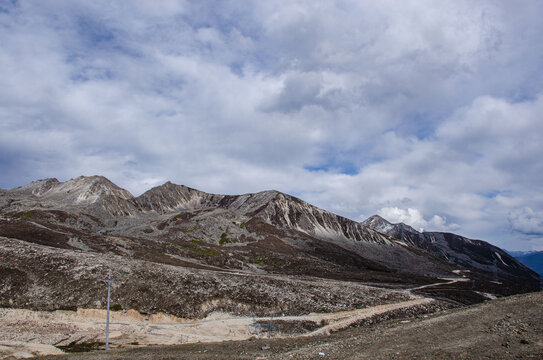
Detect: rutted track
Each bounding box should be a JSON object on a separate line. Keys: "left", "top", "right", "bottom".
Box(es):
{"left": 0, "top": 280, "right": 459, "bottom": 359}
{"left": 303, "top": 297, "right": 434, "bottom": 336}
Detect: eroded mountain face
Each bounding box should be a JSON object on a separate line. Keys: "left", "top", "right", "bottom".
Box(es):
{"left": 0, "top": 176, "right": 540, "bottom": 317}
{"left": 361, "top": 215, "right": 539, "bottom": 290}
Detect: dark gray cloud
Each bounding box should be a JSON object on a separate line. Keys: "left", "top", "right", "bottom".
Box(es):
{"left": 262, "top": 72, "right": 322, "bottom": 113}
{"left": 1, "top": 0, "right": 543, "bottom": 250}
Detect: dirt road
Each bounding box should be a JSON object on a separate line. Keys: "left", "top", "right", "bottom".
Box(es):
{"left": 408, "top": 276, "right": 470, "bottom": 290}
{"left": 35, "top": 291, "right": 543, "bottom": 360}
{"left": 0, "top": 294, "right": 435, "bottom": 359}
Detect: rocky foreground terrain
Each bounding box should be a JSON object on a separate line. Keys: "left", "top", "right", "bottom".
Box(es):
{"left": 33, "top": 291, "right": 543, "bottom": 360}
{"left": 0, "top": 175, "right": 541, "bottom": 358}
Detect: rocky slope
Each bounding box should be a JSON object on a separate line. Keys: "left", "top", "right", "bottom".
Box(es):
{"left": 4, "top": 176, "right": 139, "bottom": 218}
{"left": 38, "top": 291, "right": 543, "bottom": 360}
{"left": 0, "top": 176, "right": 540, "bottom": 319}
{"left": 135, "top": 182, "right": 391, "bottom": 244}
{"left": 361, "top": 215, "right": 540, "bottom": 290}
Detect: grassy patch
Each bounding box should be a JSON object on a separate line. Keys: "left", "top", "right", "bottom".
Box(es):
{"left": 249, "top": 255, "right": 267, "bottom": 265}
{"left": 240, "top": 221, "right": 247, "bottom": 229}
{"left": 249, "top": 255, "right": 286, "bottom": 268}
{"left": 169, "top": 242, "right": 187, "bottom": 250}
{"left": 219, "top": 232, "right": 236, "bottom": 246}
{"left": 110, "top": 303, "right": 123, "bottom": 311}
{"left": 190, "top": 239, "right": 204, "bottom": 245}
{"left": 18, "top": 211, "right": 34, "bottom": 220}
{"left": 188, "top": 246, "right": 218, "bottom": 257}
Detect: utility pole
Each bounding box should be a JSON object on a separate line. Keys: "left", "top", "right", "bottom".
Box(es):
{"left": 268, "top": 315, "right": 274, "bottom": 338}
{"left": 251, "top": 314, "right": 259, "bottom": 337}
{"left": 102, "top": 269, "right": 114, "bottom": 350}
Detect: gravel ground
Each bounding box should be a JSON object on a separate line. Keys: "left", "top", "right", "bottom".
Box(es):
{"left": 33, "top": 291, "right": 543, "bottom": 360}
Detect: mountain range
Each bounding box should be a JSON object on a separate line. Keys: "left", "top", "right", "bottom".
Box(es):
{"left": 0, "top": 175, "right": 540, "bottom": 318}
{"left": 508, "top": 251, "right": 543, "bottom": 276}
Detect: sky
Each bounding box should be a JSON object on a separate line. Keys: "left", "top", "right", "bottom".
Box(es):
{"left": 1, "top": 0, "right": 543, "bottom": 251}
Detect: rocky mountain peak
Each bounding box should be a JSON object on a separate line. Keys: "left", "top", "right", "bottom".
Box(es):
{"left": 361, "top": 214, "right": 389, "bottom": 226}
{"left": 2, "top": 176, "right": 138, "bottom": 218}
{"left": 361, "top": 214, "right": 394, "bottom": 233}
{"left": 15, "top": 178, "right": 60, "bottom": 196}
{"left": 12, "top": 176, "right": 129, "bottom": 201}
{"left": 361, "top": 214, "right": 540, "bottom": 281}
{"left": 55, "top": 175, "right": 134, "bottom": 203}
{"left": 361, "top": 215, "right": 418, "bottom": 236}
{"left": 214, "top": 190, "right": 390, "bottom": 244}
{"left": 136, "top": 181, "right": 217, "bottom": 214}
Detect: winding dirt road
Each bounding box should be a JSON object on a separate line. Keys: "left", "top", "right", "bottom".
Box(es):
{"left": 0, "top": 278, "right": 465, "bottom": 359}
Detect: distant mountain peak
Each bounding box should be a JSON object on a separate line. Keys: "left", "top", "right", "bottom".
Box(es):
{"left": 136, "top": 181, "right": 216, "bottom": 213}
{"left": 60, "top": 175, "right": 134, "bottom": 202}
{"left": 363, "top": 214, "right": 390, "bottom": 225}
{"left": 16, "top": 178, "right": 60, "bottom": 196}
{"left": 361, "top": 214, "right": 418, "bottom": 235}
{"left": 74, "top": 175, "right": 108, "bottom": 181}
{"left": 361, "top": 213, "right": 540, "bottom": 281}
{"left": 10, "top": 175, "right": 134, "bottom": 204}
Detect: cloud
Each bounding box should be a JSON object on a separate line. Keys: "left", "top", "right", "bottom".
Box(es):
{"left": 262, "top": 72, "right": 322, "bottom": 113}
{"left": 509, "top": 208, "right": 543, "bottom": 235}
{"left": 377, "top": 207, "right": 455, "bottom": 232}
{"left": 1, "top": 1, "right": 543, "bottom": 251}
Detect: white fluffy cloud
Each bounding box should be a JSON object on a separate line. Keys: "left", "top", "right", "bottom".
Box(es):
{"left": 377, "top": 207, "right": 456, "bottom": 233}
{"left": 1, "top": 1, "right": 543, "bottom": 250}
{"left": 509, "top": 208, "right": 543, "bottom": 235}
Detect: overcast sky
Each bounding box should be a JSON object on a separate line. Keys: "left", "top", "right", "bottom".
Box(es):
{"left": 1, "top": 0, "right": 543, "bottom": 251}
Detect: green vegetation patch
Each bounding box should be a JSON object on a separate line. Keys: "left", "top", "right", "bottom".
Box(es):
{"left": 110, "top": 303, "right": 123, "bottom": 311}
{"left": 219, "top": 232, "right": 236, "bottom": 246}
{"left": 249, "top": 255, "right": 286, "bottom": 268}
{"left": 249, "top": 255, "right": 267, "bottom": 265}
{"left": 18, "top": 211, "right": 34, "bottom": 220}
{"left": 166, "top": 242, "right": 182, "bottom": 249}
{"left": 188, "top": 246, "right": 218, "bottom": 257}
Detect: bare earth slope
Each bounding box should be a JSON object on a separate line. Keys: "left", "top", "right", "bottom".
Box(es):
{"left": 35, "top": 291, "right": 543, "bottom": 360}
